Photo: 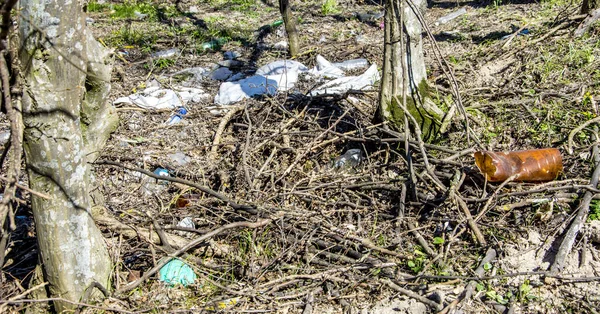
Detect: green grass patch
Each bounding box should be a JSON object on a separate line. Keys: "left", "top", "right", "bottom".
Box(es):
{"left": 321, "top": 0, "right": 341, "bottom": 15}
{"left": 87, "top": 0, "right": 166, "bottom": 21}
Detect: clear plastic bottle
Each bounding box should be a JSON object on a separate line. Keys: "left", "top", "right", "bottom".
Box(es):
{"left": 333, "top": 59, "right": 370, "bottom": 71}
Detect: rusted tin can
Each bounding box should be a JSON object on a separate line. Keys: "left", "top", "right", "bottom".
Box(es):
{"left": 474, "top": 148, "right": 563, "bottom": 182}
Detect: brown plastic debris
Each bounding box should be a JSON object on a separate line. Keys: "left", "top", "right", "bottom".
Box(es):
{"left": 175, "top": 193, "right": 202, "bottom": 208}
{"left": 474, "top": 148, "right": 563, "bottom": 182}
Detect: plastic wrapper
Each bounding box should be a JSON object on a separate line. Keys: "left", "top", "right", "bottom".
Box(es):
{"left": 159, "top": 259, "right": 197, "bottom": 286}
{"left": 474, "top": 148, "right": 562, "bottom": 182}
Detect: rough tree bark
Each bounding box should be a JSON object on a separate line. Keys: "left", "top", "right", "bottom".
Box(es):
{"left": 18, "top": 0, "right": 118, "bottom": 311}
{"left": 581, "top": 0, "right": 600, "bottom": 14}
{"left": 379, "top": 0, "right": 443, "bottom": 142}
{"left": 279, "top": 0, "right": 299, "bottom": 57}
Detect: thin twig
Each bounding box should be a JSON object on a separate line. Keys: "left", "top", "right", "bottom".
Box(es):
{"left": 567, "top": 116, "right": 600, "bottom": 154}
{"left": 118, "top": 218, "right": 273, "bottom": 293}
{"left": 551, "top": 151, "right": 600, "bottom": 272}
{"left": 384, "top": 278, "right": 443, "bottom": 311}
{"left": 210, "top": 105, "right": 245, "bottom": 158}
{"left": 95, "top": 160, "right": 258, "bottom": 214}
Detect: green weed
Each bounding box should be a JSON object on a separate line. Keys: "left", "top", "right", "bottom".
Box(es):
{"left": 321, "top": 0, "right": 340, "bottom": 15}
{"left": 588, "top": 200, "right": 600, "bottom": 221}
{"left": 108, "top": 25, "right": 156, "bottom": 47}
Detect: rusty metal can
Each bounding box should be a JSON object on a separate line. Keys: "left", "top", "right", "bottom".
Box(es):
{"left": 474, "top": 148, "right": 563, "bottom": 182}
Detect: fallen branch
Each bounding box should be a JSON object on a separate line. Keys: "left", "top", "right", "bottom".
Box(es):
{"left": 0, "top": 282, "right": 48, "bottom": 313}
{"left": 440, "top": 248, "right": 496, "bottom": 314}
{"left": 210, "top": 105, "right": 245, "bottom": 159}
{"left": 567, "top": 115, "right": 600, "bottom": 154}
{"left": 383, "top": 278, "right": 443, "bottom": 311}
{"left": 551, "top": 156, "right": 600, "bottom": 272}
{"left": 95, "top": 160, "right": 258, "bottom": 214}
{"left": 117, "top": 218, "right": 273, "bottom": 293}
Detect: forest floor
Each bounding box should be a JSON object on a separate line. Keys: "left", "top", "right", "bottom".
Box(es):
{"left": 2, "top": 0, "right": 600, "bottom": 313}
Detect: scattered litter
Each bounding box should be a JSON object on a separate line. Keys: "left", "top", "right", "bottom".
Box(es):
{"left": 308, "top": 55, "right": 345, "bottom": 79}
{"left": 201, "top": 38, "right": 227, "bottom": 51}
{"left": 355, "top": 11, "right": 384, "bottom": 23}
{"left": 273, "top": 41, "right": 289, "bottom": 50}
{"left": 214, "top": 75, "right": 278, "bottom": 105}
{"left": 334, "top": 149, "right": 363, "bottom": 168}
{"left": 113, "top": 86, "right": 209, "bottom": 110}
{"left": 435, "top": 8, "right": 467, "bottom": 26}
{"left": 188, "top": 5, "right": 199, "bottom": 13}
{"left": 159, "top": 259, "right": 197, "bottom": 286}
{"left": 226, "top": 73, "right": 244, "bottom": 82}
{"left": 223, "top": 51, "right": 240, "bottom": 60}
{"left": 154, "top": 168, "right": 169, "bottom": 177}
{"left": 355, "top": 34, "right": 367, "bottom": 44}
{"left": 153, "top": 168, "right": 169, "bottom": 185}
{"left": 209, "top": 67, "right": 233, "bottom": 81}
{"left": 271, "top": 20, "right": 284, "bottom": 28}
{"left": 309, "top": 63, "right": 380, "bottom": 96}
{"left": 133, "top": 11, "right": 148, "bottom": 20}
{"left": 151, "top": 48, "right": 180, "bottom": 59}
{"left": 165, "top": 107, "right": 187, "bottom": 125}
{"left": 214, "top": 60, "right": 308, "bottom": 105}
{"left": 176, "top": 194, "right": 202, "bottom": 208}
{"left": 168, "top": 151, "right": 191, "bottom": 167}
{"left": 85, "top": 17, "right": 95, "bottom": 25}
{"left": 333, "top": 58, "right": 370, "bottom": 71}
{"left": 171, "top": 67, "right": 210, "bottom": 84}
{"left": 0, "top": 130, "right": 9, "bottom": 146}
{"left": 500, "top": 28, "right": 531, "bottom": 40}
{"left": 177, "top": 217, "right": 195, "bottom": 229}
{"left": 474, "top": 148, "right": 563, "bottom": 182}
{"left": 218, "top": 59, "right": 243, "bottom": 68}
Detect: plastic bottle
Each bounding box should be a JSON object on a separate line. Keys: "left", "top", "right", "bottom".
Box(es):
{"left": 333, "top": 58, "right": 370, "bottom": 71}
{"left": 151, "top": 48, "right": 180, "bottom": 58}
{"left": 166, "top": 107, "right": 187, "bottom": 125}
{"left": 474, "top": 148, "right": 562, "bottom": 182}
{"left": 435, "top": 8, "right": 467, "bottom": 26}
{"left": 271, "top": 20, "right": 284, "bottom": 28}
{"left": 201, "top": 38, "right": 227, "bottom": 51}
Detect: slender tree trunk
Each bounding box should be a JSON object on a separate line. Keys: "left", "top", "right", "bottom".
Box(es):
{"left": 581, "top": 0, "right": 600, "bottom": 14}
{"left": 279, "top": 0, "right": 300, "bottom": 57}
{"left": 379, "top": 0, "right": 443, "bottom": 142}
{"left": 18, "top": 1, "right": 115, "bottom": 311}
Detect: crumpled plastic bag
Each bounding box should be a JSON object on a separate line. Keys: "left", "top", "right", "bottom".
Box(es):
{"left": 113, "top": 86, "right": 209, "bottom": 110}
{"left": 309, "top": 64, "right": 380, "bottom": 96}
{"left": 214, "top": 60, "right": 309, "bottom": 105}
{"left": 159, "top": 259, "right": 197, "bottom": 286}
{"left": 306, "top": 55, "right": 345, "bottom": 79}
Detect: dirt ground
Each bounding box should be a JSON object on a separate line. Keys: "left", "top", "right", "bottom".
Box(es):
{"left": 2, "top": 0, "right": 600, "bottom": 313}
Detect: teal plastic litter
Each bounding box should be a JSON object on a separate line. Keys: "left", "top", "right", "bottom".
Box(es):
{"left": 159, "top": 259, "right": 197, "bottom": 286}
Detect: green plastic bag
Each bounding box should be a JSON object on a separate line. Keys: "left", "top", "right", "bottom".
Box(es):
{"left": 159, "top": 259, "right": 197, "bottom": 286}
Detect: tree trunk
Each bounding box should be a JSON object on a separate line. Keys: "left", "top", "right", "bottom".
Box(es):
{"left": 379, "top": 0, "right": 443, "bottom": 142}
{"left": 279, "top": 0, "right": 300, "bottom": 57}
{"left": 18, "top": 1, "right": 116, "bottom": 311}
{"left": 581, "top": 0, "right": 600, "bottom": 14}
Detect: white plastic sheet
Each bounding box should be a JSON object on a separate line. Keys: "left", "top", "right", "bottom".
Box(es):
{"left": 214, "top": 60, "right": 308, "bottom": 105}
{"left": 309, "top": 64, "right": 380, "bottom": 96}
{"left": 113, "top": 86, "right": 209, "bottom": 110}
